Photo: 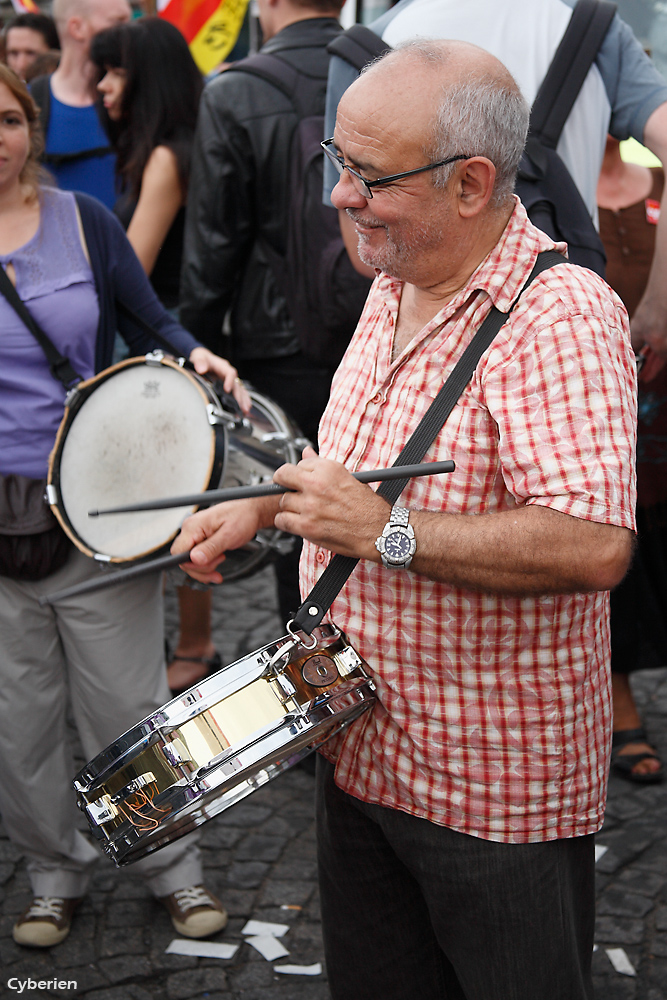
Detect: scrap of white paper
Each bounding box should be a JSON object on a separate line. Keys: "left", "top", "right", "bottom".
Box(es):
{"left": 274, "top": 963, "right": 323, "bottom": 976}
{"left": 246, "top": 935, "right": 290, "bottom": 961}
{"left": 595, "top": 845, "right": 608, "bottom": 863}
{"left": 241, "top": 919, "right": 290, "bottom": 938}
{"left": 166, "top": 939, "right": 239, "bottom": 959}
{"left": 606, "top": 948, "right": 637, "bottom": 977}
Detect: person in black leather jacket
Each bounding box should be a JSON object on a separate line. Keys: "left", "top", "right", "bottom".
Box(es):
{"left": 179, "top": 0, "right": 346, "bottom": 622}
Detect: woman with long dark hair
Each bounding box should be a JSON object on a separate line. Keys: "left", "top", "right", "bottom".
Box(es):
{"left": 91, "top": 16, "right": 203, "bottom": 309}
{"left": 92, "top": 20, "right": 224, "bottom": 692}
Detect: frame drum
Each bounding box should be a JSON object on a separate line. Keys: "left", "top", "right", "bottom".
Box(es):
{"left": 73, "top": 624, "right": 376, "bottom": 865}
{"left": 47, "top": 353, "right": 305, "bottom": 579}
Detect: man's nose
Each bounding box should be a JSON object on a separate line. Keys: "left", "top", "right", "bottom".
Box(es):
{"left": 331, "top": 168, "right": 368, "bottom": 211}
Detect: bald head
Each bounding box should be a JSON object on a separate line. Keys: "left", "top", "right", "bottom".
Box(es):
{"left": 344, "top": 39, "right": 529, "bottom": 207}
{"left": 52, "top": 0, "right": 131, "bottom": 44}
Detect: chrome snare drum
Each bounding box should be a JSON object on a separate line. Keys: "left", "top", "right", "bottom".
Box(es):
{"left": 73, "top": 624, "right": 376, "bottom": 865}
{"left": 47, "top": 353, "right": 304, "bottom": 580}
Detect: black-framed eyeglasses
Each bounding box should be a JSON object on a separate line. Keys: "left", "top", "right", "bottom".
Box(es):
{"left": 321, "top": 138, "right": 471, "bottom": 199}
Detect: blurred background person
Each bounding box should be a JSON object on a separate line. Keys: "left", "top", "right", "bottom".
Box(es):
{"left": 23, "top": 50, "right": 61, "bottom": 86}
{"left": 0, "top": 64, "right": 244, "bottom": 948}
{"left": 3, "top": 12, "right": 59, "bottom": 82}
{"left": 598, "top": 134, "right": 666, "bottom": 784}
{"left": 29, "top": 0, "right": 131, "bottom": 209}
{"left": 180, "top": 0, "right": 369, "bottom": 634}
{"left": 91, "top": 17, "right": 220, "bottom": 695}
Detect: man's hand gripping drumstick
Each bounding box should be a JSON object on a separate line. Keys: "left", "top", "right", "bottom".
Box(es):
{"left": 172, "top": 446, "right": 393, "bottom": 584}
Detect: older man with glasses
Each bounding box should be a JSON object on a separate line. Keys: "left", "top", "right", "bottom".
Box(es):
{"left": 173, "top": 40, "right": 637, "bottom": 1000}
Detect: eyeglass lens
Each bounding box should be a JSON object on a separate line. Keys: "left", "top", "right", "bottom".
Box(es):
{"left": 323, "top": 143, "right": 373, "bottom": 198}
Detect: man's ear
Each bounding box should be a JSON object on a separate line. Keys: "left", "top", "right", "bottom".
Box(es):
{"left": 68, "top": 15, "right": 88, "bottom": 43}
{"left": 457, "top": 157, "right": 496, "bottom": 217}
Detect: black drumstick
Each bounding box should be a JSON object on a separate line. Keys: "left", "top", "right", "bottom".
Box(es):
{"left": 41, "top": 460, "right": 455, "bottom": 606}
{"left": 88, "top": 460, "right": 455, "bottom": 516}
{"left": 38, "top": 550, "right": 193, "bottom": 606}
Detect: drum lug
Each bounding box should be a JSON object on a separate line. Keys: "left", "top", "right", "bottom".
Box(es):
{"left": 333, "top": 645, "right": 365, "bottom": 678}
{"left": 268, "top": 670, "right": 298, "bottom": 705}
{"left": 85, "top": 793, "right": 118, "bottom": 826}
{"left": 144, "top": 350, "right": 166, "bottom": 366}
{"left": 64, "top": 385, "right": 83, "bottom": 413}
{"left": 45, "top": 484, "right": 58, "bottom": 506}
{"left": 206, "top": 404, "right": 238, "bottom": 430}
{"left": 161, "top": 737, "right": 193, "bottom": 767}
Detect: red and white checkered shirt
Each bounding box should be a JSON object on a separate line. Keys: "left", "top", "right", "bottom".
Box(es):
{"left": 301, "top": 200, "right": 637, "bottom": 844}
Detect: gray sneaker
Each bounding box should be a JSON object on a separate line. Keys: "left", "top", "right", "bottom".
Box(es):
{"left": 13, "top": 896, "right": 81, "bottom": 947}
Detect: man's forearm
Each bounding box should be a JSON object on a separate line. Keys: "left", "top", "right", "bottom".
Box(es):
{"left": 406, "top": 505, "right": 634, "bottom": 595}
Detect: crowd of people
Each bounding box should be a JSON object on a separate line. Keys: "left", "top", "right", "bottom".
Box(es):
{"left": 2, "top": 0, "right": 667, "bottom": 997}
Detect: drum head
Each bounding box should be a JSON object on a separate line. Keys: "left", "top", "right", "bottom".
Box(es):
{"left": 53, "top": 361, "right": 218, "bottom": 561}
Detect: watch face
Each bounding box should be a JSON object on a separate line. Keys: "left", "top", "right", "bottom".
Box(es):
{"left": 385, "top": 530, "right": 411, "bottom": 560}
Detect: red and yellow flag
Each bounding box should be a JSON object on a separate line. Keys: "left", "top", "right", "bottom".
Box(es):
{"left": 158, "top": 0, "right": 249, "bottom": 75}
{"left": 10, "top": 0, "right": 41, "bottom": 12}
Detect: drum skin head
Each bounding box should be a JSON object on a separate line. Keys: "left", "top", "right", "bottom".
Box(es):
{"left": 55, "top": 362, "right": 215, "bottom": 560}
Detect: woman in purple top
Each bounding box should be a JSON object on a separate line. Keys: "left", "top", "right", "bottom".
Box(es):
{"left": 0, "top": 65, "right": 249, "bottom": 950}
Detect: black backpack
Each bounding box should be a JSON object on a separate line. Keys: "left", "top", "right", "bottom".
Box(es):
{"left": 227, "top": 53, "right": 372, "bottom": 368}
{"left": 328, "top": 1, "right": 617, "bottom": 278}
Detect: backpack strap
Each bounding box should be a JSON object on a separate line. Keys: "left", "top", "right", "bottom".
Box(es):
{"left": 530, "top": 0, "right": 616, "bottom": 149}
{"left": 30, "top": 74, "right": 51, "bottom": 139}
{"left": 326, "top": 23, "right": 391, "bottom": 70}
{"left": 225, "top": 53, "right": 308, "bottom": 113}
{"left": 292, "top": 249, "right": 566, "bottom": 633}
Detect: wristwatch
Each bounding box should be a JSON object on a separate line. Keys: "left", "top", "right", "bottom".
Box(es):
{"left": 375, "top": 505, "right": 416, "bottom": 570}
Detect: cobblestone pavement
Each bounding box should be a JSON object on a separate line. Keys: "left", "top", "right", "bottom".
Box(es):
{"left": 1, "top": 564, "right": 667, "bottom": 998}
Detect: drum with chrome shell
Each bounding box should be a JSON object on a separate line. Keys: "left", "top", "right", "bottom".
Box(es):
{"left": 47, "top": 353, "right": 305, "bottom": 580}
{"left": 73, "top": 624, "right": 376, "bottom": 865}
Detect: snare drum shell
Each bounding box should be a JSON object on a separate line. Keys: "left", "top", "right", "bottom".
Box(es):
{"left": 73, "top": 625, "right": 376, "bottom": 865}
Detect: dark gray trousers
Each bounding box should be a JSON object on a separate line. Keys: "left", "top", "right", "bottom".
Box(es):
{"left": 316, "top": 756, "right": 595, "bottom": 1000}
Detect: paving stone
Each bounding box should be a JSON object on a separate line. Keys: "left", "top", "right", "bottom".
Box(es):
{"left": 85, "top": 988, "right": 155, "bottom": 1000}
{"left": 257, "top": 879, "right": 316, "bottom": 908}
{"left": 616, "top": 868, "right": 666, "bottom": 897}
{"left": 646, "top": 957, "right": 667, "bottom": 991}
{"left": 215, "top": 887, "right": 256, "bottom": 917}
{"left": 100, "top": 928, "right": 147, "bottom": 958}
{"left": 595, "top": 915, "right": 645, "bottom": 945}
{"left": 590, "top": 977, "right": 637, "bottom": 1000}
{"left": 234, "top": 833, "right": 288, "bottom": 863}
{"left": 215, "top": 804, "right": 274, "bottom": 828}
{"left": 225, "top": 860, "right": 270, "bottom": 889}
{"left": 98, "top": 956, "right": 152, "bottom": 984}
{"left": 597, "top": 888, "right": 654, "bottom": 918}
{"left": 165, "top": 967, "right": 228, "bottom": 999}
{"left": 104, "top": 900, "right": 153, "bottom": 929}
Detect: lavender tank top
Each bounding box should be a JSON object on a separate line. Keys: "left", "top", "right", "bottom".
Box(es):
{"left": 0, "top": 187, "right": 99, "bottom": 479}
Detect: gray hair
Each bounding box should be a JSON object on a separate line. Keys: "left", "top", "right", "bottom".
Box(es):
{"left": 364, "top": 39, "right": 529, "bottom": 207}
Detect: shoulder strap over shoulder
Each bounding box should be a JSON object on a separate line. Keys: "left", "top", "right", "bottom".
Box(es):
{"left": 326, "top": 23, "right": 392, "bottom": 70}
{"left": 530, "top": 0, "right": 617, "bottom": 148}
{"left": 225, "top": 52, "right": 300, "bottom": 101}
{"left": 292, "top": 249, "right": 567, "bottom": 634}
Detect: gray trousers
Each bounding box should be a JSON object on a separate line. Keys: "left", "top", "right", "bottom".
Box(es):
{"left": 0, "top": 548, "right": 202, "bottom": 898}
